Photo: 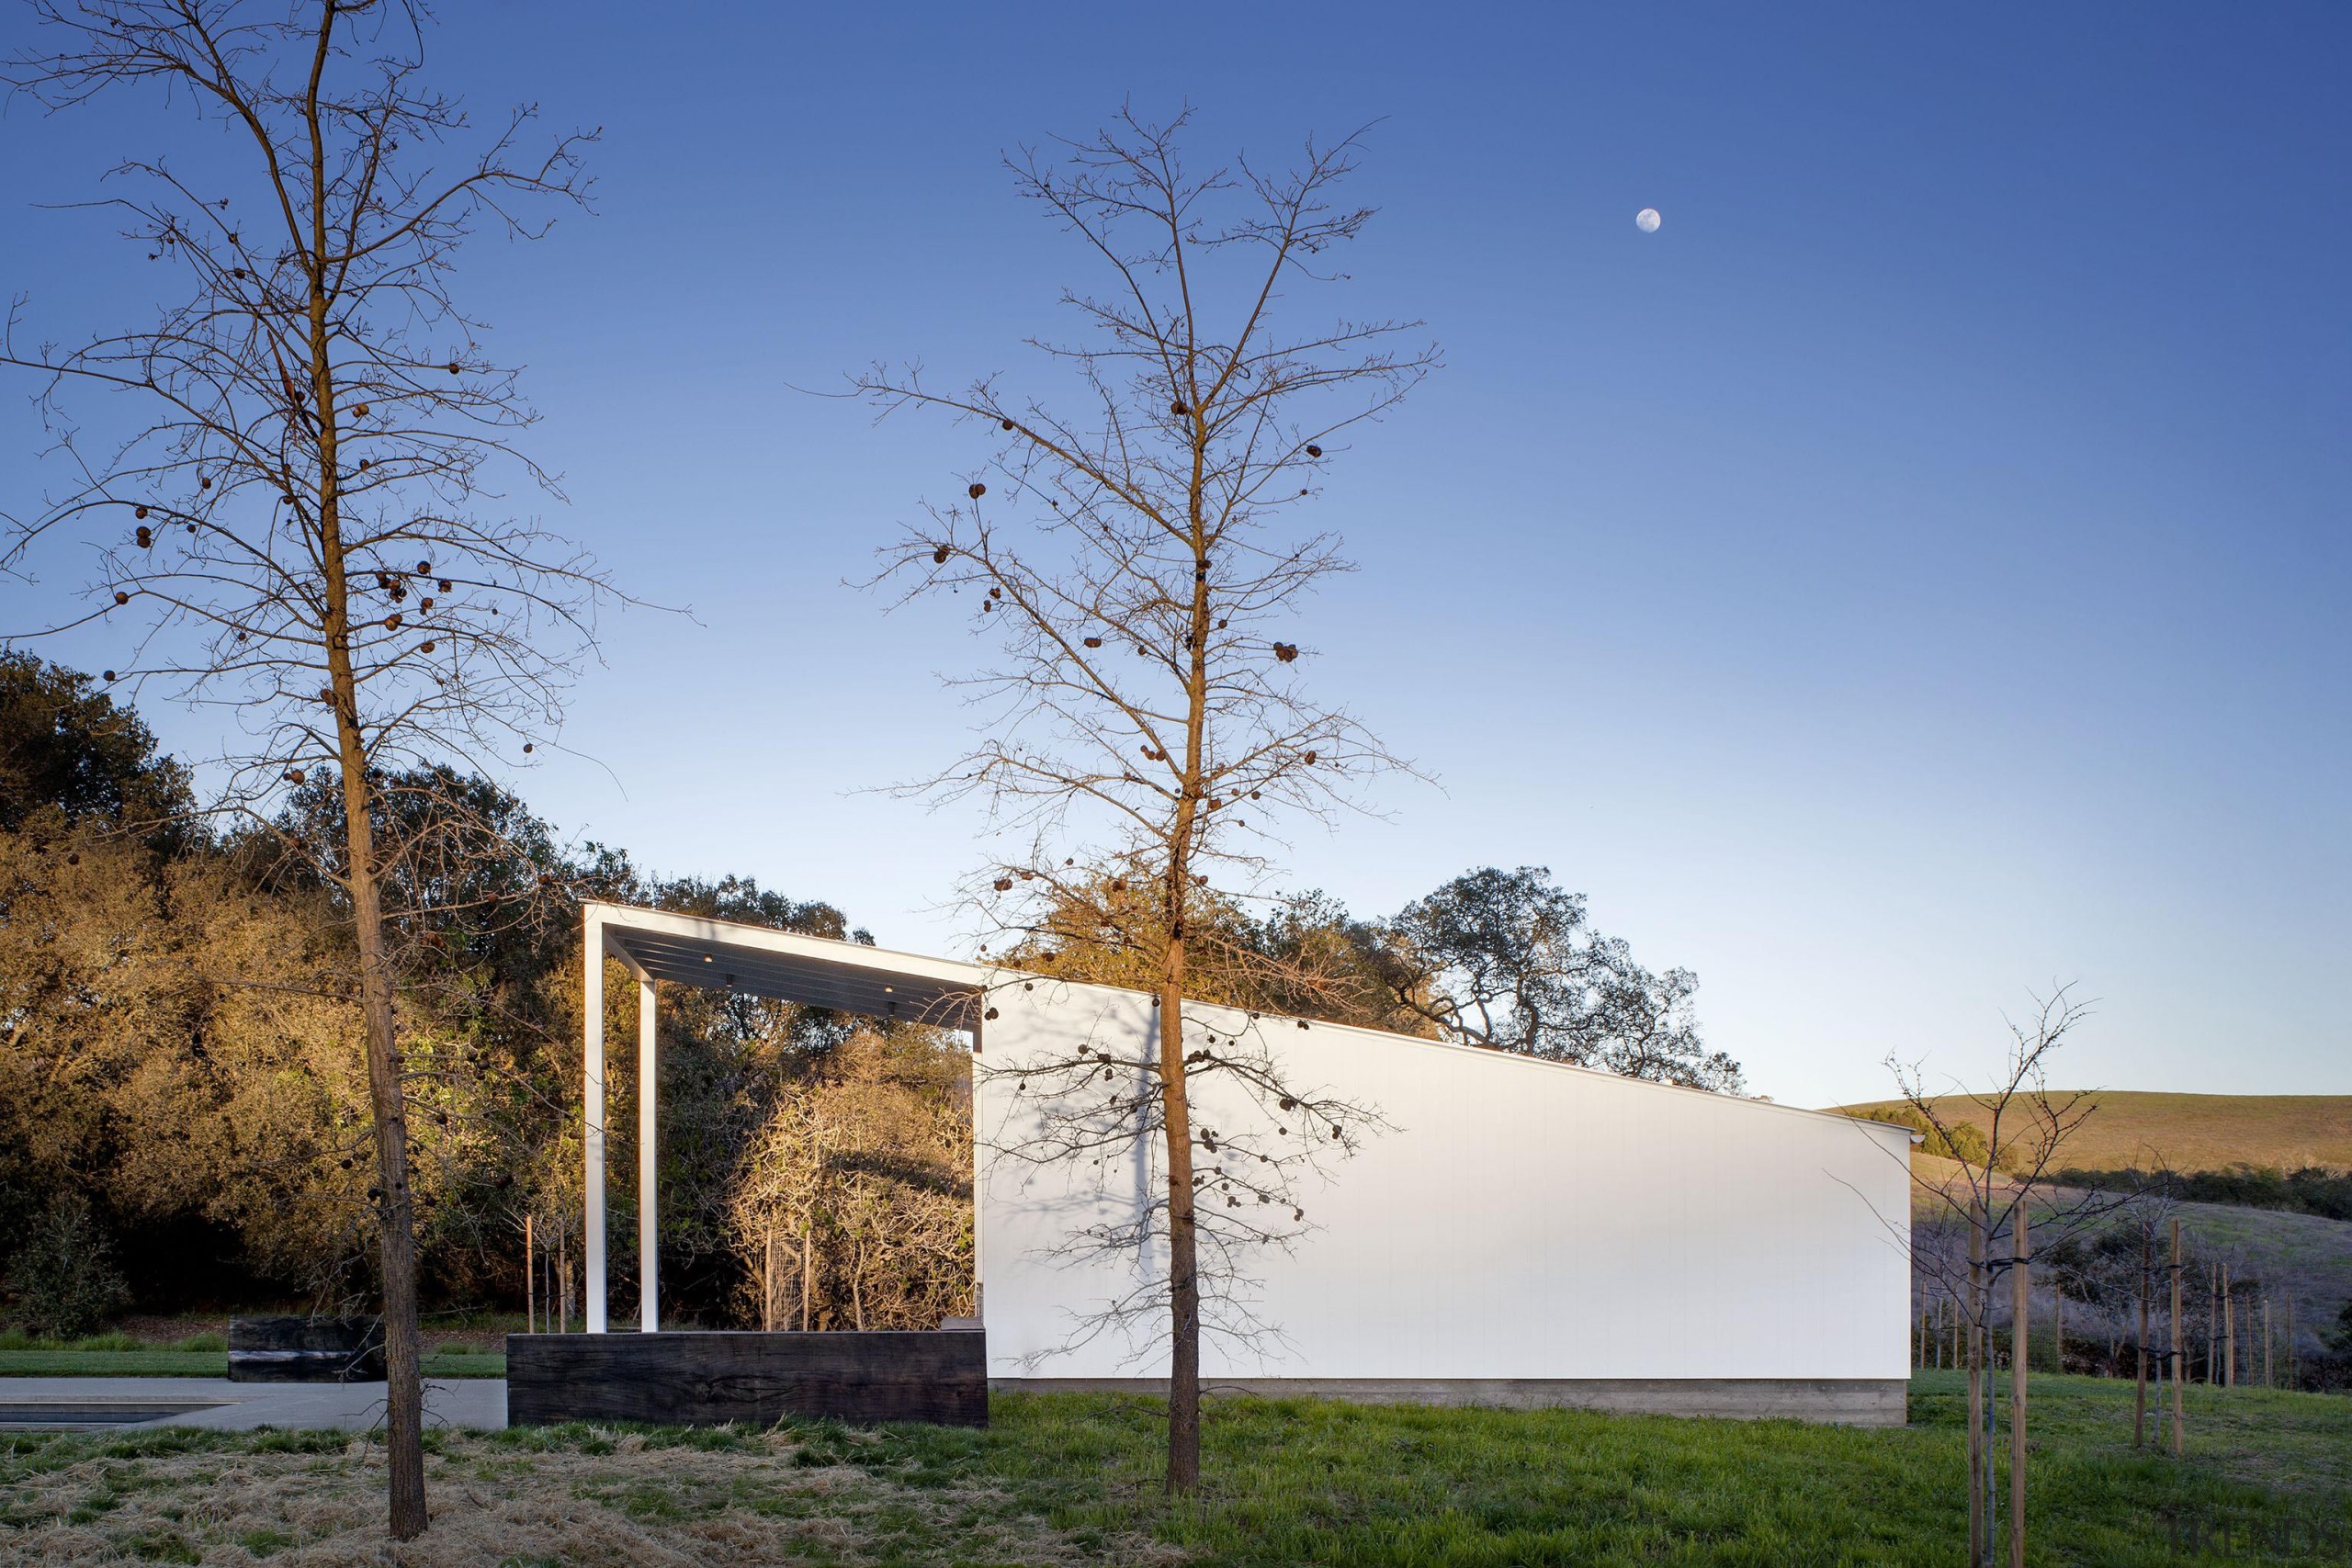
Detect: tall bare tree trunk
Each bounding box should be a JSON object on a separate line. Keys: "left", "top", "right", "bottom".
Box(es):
{"left": 320, "top": 428, "right": 426, "bottom": 1540}
{"left": 298, "top": 12, "right": 420, "bottom": 1531}
{"left": 1156, "top": 477, "right": 1218, "bottom": 1495}
{"left": 1158, "top": 893, "right": 1201, "bottom": 1493}
{"left": 336, "top": 729, "right": 427, "bottom": 1536}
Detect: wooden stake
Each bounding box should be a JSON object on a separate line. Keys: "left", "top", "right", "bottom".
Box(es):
{"left": 1968, "top": 1201, "right": 1986, "bottom": 1567}
{"left": 2169, "top": 1220, "right": 2184, "bottom": 1455}
{"left": 763, "top": 1227, "right": 776, "bottom": 1333}
{"left": 2010, "top": 1205, "right": 2029, "bottom": 1568}
{"left": 2134, "top": 1228, "right": 2149, "bottom": 1448}
{"left": 2208, "top": 1262, "right": 2219, "bottom": 1383}
{"left": 2222, "top": 1264, "right": 2233, "bottom": 1387}
{"left": 526, "top": 1213, "right": 537, "bottom": 1335}
{"left": 2263, "top": 1296, "right": 2272, "bottom": 1388}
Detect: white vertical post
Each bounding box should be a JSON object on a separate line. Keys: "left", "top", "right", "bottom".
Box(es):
{"left": 969, "top": 1004, "right": 985, "bottom": 1325}
{"left": 582, "top": 909, "right": 606, "bottom": 1333}
{"left": 639, "top": 976, "right": 659, "bottom": 1333}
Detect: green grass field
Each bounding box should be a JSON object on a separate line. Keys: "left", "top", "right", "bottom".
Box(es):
{"left": 2, "top": 1375, "right": 2346, "bottom": 1564}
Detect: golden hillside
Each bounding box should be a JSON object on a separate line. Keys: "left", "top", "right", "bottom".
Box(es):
{"left": 1831, "top": 1091, "right": 2352, "bottom": 1173}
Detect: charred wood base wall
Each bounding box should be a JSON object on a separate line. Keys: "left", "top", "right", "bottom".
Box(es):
{"left": 228, "top": 1316, "right": 385, "bottom": 1383}
{"left": 505, "top": 1331, "right": 988, "bottom": 1427}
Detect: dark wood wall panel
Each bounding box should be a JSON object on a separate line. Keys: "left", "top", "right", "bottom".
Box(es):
{"left": 228, "top": 1315, "right": 386, "bottom": 1383}
{"left": 505, "top": 1330, "right": 989, "bottom": 1427}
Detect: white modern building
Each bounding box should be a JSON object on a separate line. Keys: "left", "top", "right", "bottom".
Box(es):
{"left": 580, "top": 901, "right": 1917, "bottom": 1425}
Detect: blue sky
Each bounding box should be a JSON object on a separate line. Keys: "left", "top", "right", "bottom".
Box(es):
{"left": 3, "top": 3, "right": 2346, "bottom": 1107}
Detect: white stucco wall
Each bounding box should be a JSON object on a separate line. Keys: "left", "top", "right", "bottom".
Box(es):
{"left": 975, "top": 975, "right": 1914, "bottom": 1382}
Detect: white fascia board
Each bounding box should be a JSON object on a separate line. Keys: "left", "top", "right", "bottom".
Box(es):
{"left": 581, "top": 899, "right": 993, "bottom": 989}
{"left": 583, "top": 901, "right": 1903, "bottom": 1146}
{"left": 1141, "top": 984, "right": 1928, "bottom": 1147}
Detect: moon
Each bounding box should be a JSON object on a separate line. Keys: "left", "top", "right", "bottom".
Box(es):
{"left": 1635, "top": 208, "right": 1662, "bottom": 233}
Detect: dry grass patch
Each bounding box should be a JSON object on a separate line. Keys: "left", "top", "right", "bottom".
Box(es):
{"left": 1836, "top": 1092, "right": 2352, "bottom": 1173}
{"left": 0, "top": 1424, "right": 1177, "bottom": 1567}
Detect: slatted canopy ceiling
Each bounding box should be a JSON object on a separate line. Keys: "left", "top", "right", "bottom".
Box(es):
{"left": 589, "top": 901, "right": 989, "bottom": 1030}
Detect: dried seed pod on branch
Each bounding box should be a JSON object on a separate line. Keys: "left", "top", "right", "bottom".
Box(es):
{"left": 3, "top": 0, "right": 612, "bottom": 1541}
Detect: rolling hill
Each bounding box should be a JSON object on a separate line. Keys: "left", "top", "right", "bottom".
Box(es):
{"left": 1829, "top": 1091, "right": 2352, "bottom": 1174}
{"left": 1834, "top": 1092, "right": 2352, "bottom": 1359}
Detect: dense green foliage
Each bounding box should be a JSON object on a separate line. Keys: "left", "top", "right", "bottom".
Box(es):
{"left": 1842, "top": 1102, "right": 1994, "bottom": 1165}
{"left": 0, "top": 655, "right": 959, "bottom": 1331}
{"left": 1012, "top": 863, "right": 1743, "bottom": 1089}
{"left": 2053, "top": 1166, "right": 2352, "bottom": 1223}
{"left": 0, "top": 654, "right": 190, "bottom": 839}
{"left": 0, "top": 1196, "right": 129, "bottom": 1338}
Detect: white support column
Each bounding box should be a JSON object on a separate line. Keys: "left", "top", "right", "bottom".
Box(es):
{"left": 582, "top": 909, "right": 607, "bottom": 1333}
{"left": 639, "top": 976, "right": 658, "bottom": 1333}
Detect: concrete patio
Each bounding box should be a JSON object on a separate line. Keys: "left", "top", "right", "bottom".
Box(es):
{"left": 0, "top": 1377, "right": 505, "bottom": 1432}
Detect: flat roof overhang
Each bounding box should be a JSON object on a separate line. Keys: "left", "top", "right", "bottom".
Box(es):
{"left": 585, "top": 900, "right": 989, "bottom": 1030}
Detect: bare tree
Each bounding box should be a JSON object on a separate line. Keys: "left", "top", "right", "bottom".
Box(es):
{"left": 854, "top": 106, "right": 1434, "bottom": 1492}
{"left": 1883, "top": 987, "right": 2107, "bottom": 1568}
{"left": 3, "top": 0, "right": 601, "bottom": 1540}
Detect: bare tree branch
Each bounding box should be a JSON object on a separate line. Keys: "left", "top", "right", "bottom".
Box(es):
{"left": 853, "top": 105, "right": 1434, "bottom": 1493}
{"left": 1, "top": 1, "right": 610, "bottom": 1540}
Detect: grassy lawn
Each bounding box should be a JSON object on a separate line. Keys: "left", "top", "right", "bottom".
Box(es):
{"left": 1, "top": 1373, "right": 2346, "bottom": 1564}
{"left": 0, "top": 1333, "right": 505, "bottom": 1380}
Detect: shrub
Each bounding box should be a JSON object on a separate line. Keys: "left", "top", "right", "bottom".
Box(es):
{"left": 1850, "top": 1104, "right": 1991, "bottom": 1166}
{"left": 6, "top": 1195, "right": 131, "bottom": 1338}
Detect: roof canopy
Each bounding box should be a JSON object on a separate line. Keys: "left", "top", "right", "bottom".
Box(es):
{"left": 585, "top": 900, "right": 989, "bottom": 1029}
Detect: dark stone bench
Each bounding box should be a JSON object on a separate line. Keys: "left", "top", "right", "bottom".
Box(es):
{"left": 505, "top": 1329, "right": 988, "bottom": 1427}
{"left": 228, "top": 1315, "right": 386, "bottom": 1383}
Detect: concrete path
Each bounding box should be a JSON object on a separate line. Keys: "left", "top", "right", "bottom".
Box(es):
{"left": 0, "top": 1377, "right": 506, "bottom": 1432}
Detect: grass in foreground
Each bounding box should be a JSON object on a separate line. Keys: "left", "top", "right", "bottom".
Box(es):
{"left": 0, "top": 1373, "right": 2345, "bottom": 1564}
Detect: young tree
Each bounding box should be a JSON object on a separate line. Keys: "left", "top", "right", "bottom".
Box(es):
{"left": 856, "top": 107, "right": 1435, "bottom": 1492}
{"left": 3, "top": 2, "right": 600, "bottom": 1539}
{"left": 1883, "top": 987, "right": 2104, "bottom": 1568}
{"left": 1376, "top": 864, "right": 1745, "bottom": 1091}
{"left": 727, "top": 1027, "right": 974, "bottom": 1334}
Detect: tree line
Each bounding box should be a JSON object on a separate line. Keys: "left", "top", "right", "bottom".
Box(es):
{"left": 0, "top": 651, "right": 1742, "bottom": 1339}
